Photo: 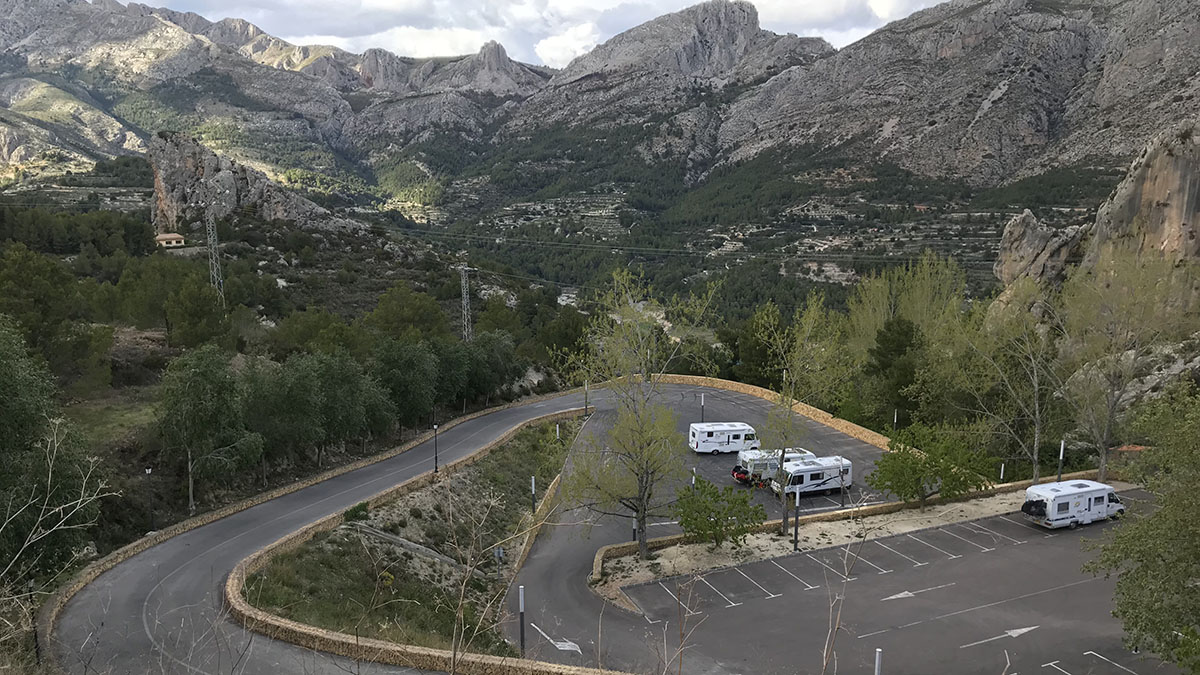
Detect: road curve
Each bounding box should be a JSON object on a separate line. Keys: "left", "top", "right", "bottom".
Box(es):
{"left": 54, "top": 389, "right": 603, "bottom": 675}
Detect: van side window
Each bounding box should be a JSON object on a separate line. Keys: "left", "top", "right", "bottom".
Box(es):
{"left": 810, "top": 472, "right": 823, "bottom": 481}
{"left": 790, "top": 474, "right": 803, "bottom": 486}
{"left": 732, "top": 434, "right": 741, "bottom": 440}
{"left": 1093, "top": 497, "right": 1105, "bottom": 507}
{"left": 745, "top": 433, "right": 756, "bottom": 441}
{"left": 1108, "top": 494, "right": 1120, "bottom": 503}
{"left": 1056, "top": 502, "right": 1070, "bottom": 514}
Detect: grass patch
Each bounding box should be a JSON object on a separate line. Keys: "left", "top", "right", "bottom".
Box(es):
{"left": 244, "top": 419, "right": 577, "bottom": 655}
{"left": 65, "top": 385, "right": 159, "bottom": 448}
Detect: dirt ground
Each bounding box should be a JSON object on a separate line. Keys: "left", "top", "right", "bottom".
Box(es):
{"left": 596, "top": 482, "right": 1136, "bottom": 609}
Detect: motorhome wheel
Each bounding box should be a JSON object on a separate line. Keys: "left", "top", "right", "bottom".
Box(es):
{"left": 1069, "top": 521, "right": 1078, "bottom": 530}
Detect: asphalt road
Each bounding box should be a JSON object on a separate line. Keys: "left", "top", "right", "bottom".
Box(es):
{"left": 53, "top": 389, "right": 607, "bottom": 675}
{"left": 504, "top": 384, "right": 886, "bottom": 674}
{"left": 622, "top": 499, "right": 1177, "bottom": 675}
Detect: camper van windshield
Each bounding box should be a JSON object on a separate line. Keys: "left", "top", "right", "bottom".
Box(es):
{"left": 745, "top": 433, "right": 756, "bottom": 441}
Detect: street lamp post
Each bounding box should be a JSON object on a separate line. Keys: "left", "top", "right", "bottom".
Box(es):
{"left": 433, "top": 424, "right": 439, "bottom": 473}
{"left": 144, "top": 466, "right": 154, "bottom": 531}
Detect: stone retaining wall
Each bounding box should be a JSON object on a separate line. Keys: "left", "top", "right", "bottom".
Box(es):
{"left": 40, "top": 387, "right": 584, "bottom": 674}
{"left": 654, "top": 375, "right": 892, "bottom": 450}
{"left": 590, "top": 469, "right": 1101, "bottom": 583}
{"left": 226, "top": 408, "right": 632, "bottom": 675}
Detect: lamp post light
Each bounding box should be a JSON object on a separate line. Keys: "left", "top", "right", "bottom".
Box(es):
{"left": 433, "top": 424, "right": 439, "bottom": 473}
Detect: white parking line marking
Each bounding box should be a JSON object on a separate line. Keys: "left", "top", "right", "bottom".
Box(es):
{"left": 658, "top": 582, "right": 699, "bottom": 616}
{"left": 1041, "top": 661, "right": 1072, "bottom": 674}
{"left": 843, "top": 546, "right": 891, "bottom": 574}
{"left": 964, "top": 521, "right": 1025, "bottom": 545}
{"left": 1001, "top": 515, "right": 1055, "bottom": 537}
{"left": 1084, "top": 651, "right": 1138, "bottom": 674}
{"left": 806, "top": 553, "right": 857, "bottom": 582}
{"left": 857, "top": 628, "right": 890, "bottom": 639}
{"left": 736, "top": 568, "right": 780, "bottom": 599}
{"left": 940, "top": 527, "right": 995, "bottom": 552}
{"left": 875, "top": 540, "right": 927, "bottom": 566}
{"left": 698, "top": 576, "right": 742, "bottom": 608}
{"left": 625, "top": 593, "right": 662, "bottom": 624}
{"left": 907, "top": 533, "right": 962, "bottom": 559}
{"left": 771, "top": 560, "right": 817, "bottom": 590}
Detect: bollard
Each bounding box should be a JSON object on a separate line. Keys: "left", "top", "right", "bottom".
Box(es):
{"left": 519, "top": 585, "right": 526, "bottom": 655}
{"left": 875, "top": 648, "right": 882, "bottom": 675}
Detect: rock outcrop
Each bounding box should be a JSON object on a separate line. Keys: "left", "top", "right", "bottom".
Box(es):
{"left": 994, "top": 119, "right": 1200, "bottom": 289}
{"left": 993, "top": 209, "right": 1084, "bottom": 286}
{"left": 1085, "top": 119, "right": 1200, "bottom": 267}
{"left": 149, "top": 132, "right": 362, "bottom": 233}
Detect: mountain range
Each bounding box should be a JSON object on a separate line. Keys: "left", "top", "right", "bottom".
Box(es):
{"left": 0, "top": 0, "right": 1198, "bottom": 201}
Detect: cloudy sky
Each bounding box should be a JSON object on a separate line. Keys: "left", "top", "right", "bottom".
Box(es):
{"left": 159, "top": 0, "right": 944, "bottom": 68}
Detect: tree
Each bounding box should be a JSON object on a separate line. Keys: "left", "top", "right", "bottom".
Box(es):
{"left": 673, "top": 477, "right": 766, "bottom": 549}
{"left": 864, "top": 316, "right": 923, "bottom": 428}
{"left": 303, "top": 351, "right": 394, "bottom": 467}
{"left": 0, "top": 243, "right": 80, "bottom": 353}
{"left": 363, "top": 281, "right": 450, "bottom": 342}
{"left": 371, "top": 339, "right": 438, "bottom": 429}
{"left": 866, "top": 423, "right": 990, "bottom": 510}
{"left": 0, "top": 316, "right": 115, "bottom": 659}
{"left": 928, "top": 278, "right": 1062, "bottom": 481}
{"left": 165, "top": 275, "right": 229, "bottom": 348}
{"left": 1085, "top": 385, "right": 1200, "bottom": 671}
{"left": 562, "top": 270, "right": 715, "bottom": 558}
{"left": 475, "top": 296, "right": 523, "bottom": 337}
{"left": 159, "top": 345, "right": 263, "bottom": 513}
{"left": 1056, "top": 250, "right": 1196, "bottom": 480}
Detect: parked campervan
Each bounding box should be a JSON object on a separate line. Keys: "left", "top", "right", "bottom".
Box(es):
{"left": 1020, "top": 480, "right": 1124, "bottom": 529}
{"left": 769, "top": 456, "right": 852, "bottom": 497}
{"left": 731, "top": 448, "right": 816, "bottom": 486}
{"left": 688, "top": 422, "right": 759, "bottom": 455}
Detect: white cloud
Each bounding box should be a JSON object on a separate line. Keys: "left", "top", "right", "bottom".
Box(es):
{"left": 534, "top": 23, "right": 602, "bottom": 68}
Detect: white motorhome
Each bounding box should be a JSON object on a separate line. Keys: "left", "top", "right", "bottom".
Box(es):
{"left": 689, "top": 422, "right": 759, "bottom": 455}
{"left": 770, "top": 456, "right": 852, "bottom": 498}
{"left": 732, "top": 448, "right": 816, "bottom": 486}
{"left": 1020, "top": 480, "right": 1125, "bottom": 529}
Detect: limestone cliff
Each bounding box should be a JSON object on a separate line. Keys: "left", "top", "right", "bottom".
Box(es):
{"left": 992, "top": 210, "right": 1084, "bottom": 286}
{"left": 149, "top": 132, "right": 362, "bottom": 233}
{"left": 1084, "top": 120, "right": 1200, "bottom": 267}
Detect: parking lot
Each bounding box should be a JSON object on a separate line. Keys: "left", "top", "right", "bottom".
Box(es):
{"left": 624, "top": 500, "right": 1176, "bottom": 675}
{"left": 662, "top": 388, "right": 888, "bottom": 523}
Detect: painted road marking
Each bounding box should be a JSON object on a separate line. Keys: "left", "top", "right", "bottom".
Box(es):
{"left": 1084, "top": 651, "right": 1138, "bottom": 674}
{"left": 624, "top": 594, "right": 662, "bottom": 625}
{"left": 874, "top": 540, "right": 927, "bottom": 566}
{"left": 857, "top": 628, "right": 890, "bottom": 638}
{"left": 881, "top": 583, "right": 955, "bottom": 602}
{"left": 806, "top": 553, "right": 857, "bottom": 582}
{"left": 964, "top": 521, "right": 1025, "bottom": 545}
{"left": 1001, "top": 515, "right": 1055, "bottom": 538}
{"left": 736, "top": 568, "right": 780, "bottom": 599}
{"left": 770, "top": 560, "right": 817, "bottom": 590}
{"left": 530, "top": 623, "right": 582, "bottom": 654}
{"left": 959, "top": 625, "right": 1038, "bottom": 649}
{"left": 698, "top": 576, "right": 742, "bottom": 608}
{"left": 940, "top": 527, "right": 995, "bottom": 552}
{"left": 858, "top": 578, "right": 1099, "bottom": 638}
{"left": 907, "top": 533, "right": 962, "bottom": 559}
{"left": 843, "top": 545, "right": 891, "bottom": 574}
{"left": 658, "top": 582, "right": 699, "bottom": 616}
{"left": 1042, "top": 661, "right": 1072, "bottom": 674}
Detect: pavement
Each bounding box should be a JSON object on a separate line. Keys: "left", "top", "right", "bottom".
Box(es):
{"left": 53, "top": 389, "right": 608, "bottom": 675}
{"left": 620, "top": 499, "right": 1178, "bottom": 675}
{"left": 503, "top": 384, "right": 885, "bottom": 674}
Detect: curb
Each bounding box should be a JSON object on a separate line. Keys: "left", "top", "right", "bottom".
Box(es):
{"left": 589, "top": 469, "right": 1102, "bottom": 585}
{"left": 40, "top": 387, "right": 584, "bottom": 673}
{"left": 225, "top": 408, "right": 632, "bottom": 675}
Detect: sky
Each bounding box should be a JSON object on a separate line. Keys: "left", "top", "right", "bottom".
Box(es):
{"left": 158, "top": 0, "right": 945, "bottom": 68}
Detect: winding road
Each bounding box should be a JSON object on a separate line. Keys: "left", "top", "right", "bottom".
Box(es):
{"left": 52, "top": 383, "right": 883, "bottom": 675}
{"left": 54, "top": 390, "right": 602, "bottom": 675}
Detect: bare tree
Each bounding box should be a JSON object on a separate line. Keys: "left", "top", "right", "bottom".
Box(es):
{"left": 1, "top": 417, "right": 117, "bottom": 669}
{"left": 561, "top": 270, "right": 716, "bottom": 559}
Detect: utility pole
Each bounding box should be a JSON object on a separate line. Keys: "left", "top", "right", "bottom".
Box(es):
{"left": 460, "top": 266, "right": 473, "bottom": 342}
{"left": 205, "top": 212, "right": 225, "bottom": 308}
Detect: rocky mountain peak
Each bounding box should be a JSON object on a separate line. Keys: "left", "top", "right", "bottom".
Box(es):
{"left": 556, "top": 0, "right": 779, "bottom": 82}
